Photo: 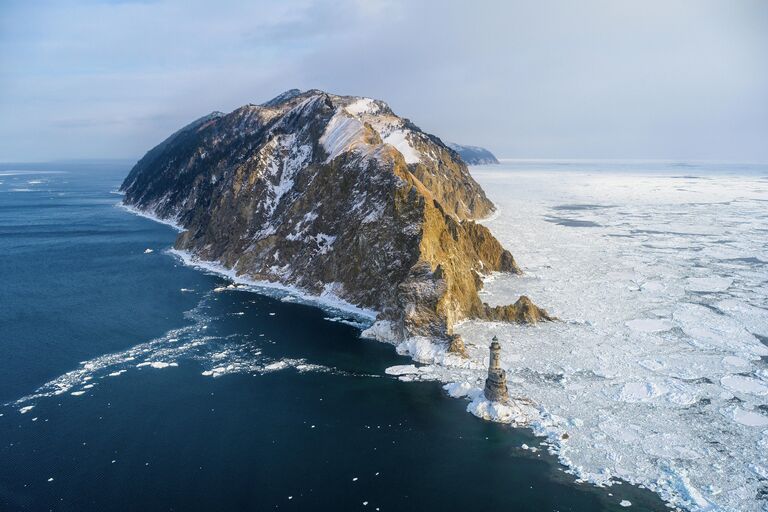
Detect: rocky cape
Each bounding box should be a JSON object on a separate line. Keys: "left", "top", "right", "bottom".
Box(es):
{"left": 120, "top": 89, "right": 551, "bottom": 348}
{"left": 447, "top": 143, "right": 499, "bottom": 165}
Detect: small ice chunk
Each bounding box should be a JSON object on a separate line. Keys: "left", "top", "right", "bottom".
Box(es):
{"left": 385, "top": 365, "right": 420, "bottom": 376}
{"left": 143, "top": 248, "right": 153, "bottom": 254}
{"left": 617, "top": 382, "right": 667, "bottom": 402}
{"left": 674, "top": 303, "right": 768, "bottom": 356}
{"left": 71, "top": 391, "right": 86, "bottom": 396}
{"left": 619, "top": 500, "right": 632, "bottom": 507}
{"left": 626, "top": 318, "right": 674, "bottom": 333}
{"left": 716, "top": 299, "right": 768, "bottom": 337}
{"left": 137, "top": 361, "right": 176, "bottom": 369}
{"left": 686, "top": 277, "right": 732, "bottom": 292}
{"left": 641, "top": 281, "right": 665, "bottom": 292}
{"left": 19, "top": 405, "right": 34, "bottom": 414}
{"left": 722, "top": 356, "right": 750, "bottom": 369}
{"left": 720, "top": 375, "right": 768, "bottom": 396}
{"left": 264, "top": 361, "right": 288, "bottom": 372}
{"left": 443, "top": 381, "right": 473, "bottom": 398}
{"left": 732, "top": 409, "right": 768, "bottom": 427}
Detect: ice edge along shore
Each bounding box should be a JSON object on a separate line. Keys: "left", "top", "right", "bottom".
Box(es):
{"left": 117, "top": 199, "right": 666, "bottom": 511}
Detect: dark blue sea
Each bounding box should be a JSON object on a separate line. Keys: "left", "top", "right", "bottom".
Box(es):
{"left": 0, "top": 162, "right": 667, "bottom": 511}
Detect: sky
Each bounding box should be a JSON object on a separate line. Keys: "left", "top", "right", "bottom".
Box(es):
{"left": 1, "top": 0, "right": 767, "bottom": 162}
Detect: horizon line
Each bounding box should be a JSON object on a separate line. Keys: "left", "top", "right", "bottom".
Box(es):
{"left": 1, "top": 157, "right": 767, "bottom": 166}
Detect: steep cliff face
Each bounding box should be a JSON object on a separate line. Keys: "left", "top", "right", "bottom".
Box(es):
{"left": 121, "top": 89, "right": 550, "bottom": 343}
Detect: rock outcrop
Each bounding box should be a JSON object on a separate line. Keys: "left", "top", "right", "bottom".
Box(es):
{"left": 485, "top": 296, "right": 556, "bottom": 323}
{"left": 447, "top": 143, "right": 499, "bottom": 165}
{"left": 120, "top": 89, "right": 551, "bottom": 343}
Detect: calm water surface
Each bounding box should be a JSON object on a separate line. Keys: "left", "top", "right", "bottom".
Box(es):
{"left": 0, "top": 162, "right": 668, "bottom": 511}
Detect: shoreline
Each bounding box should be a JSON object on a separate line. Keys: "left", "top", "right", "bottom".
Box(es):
{"left": 119, "top": 199, "right": 684, "bottom": 512}
{"left": 117, "top": 202, "right": 185, "bottom": 232}
{"left": 116, "top": 201, "right": 377, "bottom": 323}
{"left": 166, "top": 248, "right": 378, "bottom": 323}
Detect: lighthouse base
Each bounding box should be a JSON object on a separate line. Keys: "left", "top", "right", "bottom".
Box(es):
{"left": 484, "top": 369, "right": 510, "bottom": 403}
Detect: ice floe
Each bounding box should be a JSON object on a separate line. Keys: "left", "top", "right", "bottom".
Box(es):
{"left": 685, "top": 277, "right": 733, "bottom": 293}
{"left": 136, "top": 361, "right": 178, "bottom": 369}
{"left": 625, "top": 318, "right": 674, "bottom": 333}
{"left": 393, "top": 165, "right": 768, "bottom": 512}
{"left": 720, "top": 375, "right": 768, "bottom": 396}
{"left": 384, "top": 365, "right": 420, "bottom": 376}
{"left": 730, "top": 408, "right": 768, "bottom": 427}
{"left": 617, "top": 382, "right": 667, "bottom": 402}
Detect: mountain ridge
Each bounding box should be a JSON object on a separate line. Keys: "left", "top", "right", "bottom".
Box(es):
{"left": 120, "top": 89, "right": 551, "bottom": 346}
{"left": 447, "top": 143, "right": 500, "bottom": 165}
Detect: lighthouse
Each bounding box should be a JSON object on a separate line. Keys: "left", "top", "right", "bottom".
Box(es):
{"left": 484, "top": 336, "right": 509, "bottom": 402}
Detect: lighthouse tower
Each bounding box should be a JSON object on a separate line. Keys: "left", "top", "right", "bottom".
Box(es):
{"left": 484, "top": 336, "right": 509, "bottom": 402}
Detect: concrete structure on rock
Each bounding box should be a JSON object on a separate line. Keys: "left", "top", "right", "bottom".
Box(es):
{"left": 484, "top": 336, "right": 509, "bottom": 402}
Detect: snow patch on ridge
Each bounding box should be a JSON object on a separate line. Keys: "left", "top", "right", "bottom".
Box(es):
{"left": 345, "top": 98, "right": 380, "bottom": 116}
{"left": 320, "top": 113, "right": 367, "bottom": 162}
{"left": 382, "top": 130, "right": 420, "bottom": 164}
{"left": 261, "top": 133, "right": 312, "bottom": 216}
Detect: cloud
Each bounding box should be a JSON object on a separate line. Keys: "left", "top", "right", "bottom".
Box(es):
{"left": 1, "top": 0, "right": 766, "bottom": 161}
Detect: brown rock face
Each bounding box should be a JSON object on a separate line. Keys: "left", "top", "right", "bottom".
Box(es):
{"left": 120, "top": 89, "right": 551, "bottom": 342}
{"left": 483, "top": 296, "right": 555, "bottom": 324}
{"left": 447, "top": 334, "right": 468, "bottom": 357}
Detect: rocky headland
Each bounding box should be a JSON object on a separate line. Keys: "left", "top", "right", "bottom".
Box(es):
{"left": 447, "top": 143, "right": 500, "bottom": 165}
{"left": 120, "top": 89, "right": 551, "bottom": 348}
